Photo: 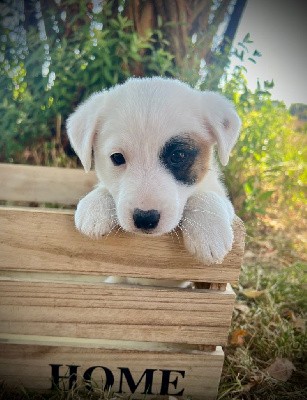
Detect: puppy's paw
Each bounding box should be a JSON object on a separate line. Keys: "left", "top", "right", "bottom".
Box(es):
{"left": 182, "top": 219, "right": 233, "bottom": 264}
{"left": 75, "top": 187, "right": 117, "bottom": 238}
{"left": 181, "top": 192, "right": 234, "bottom": 264}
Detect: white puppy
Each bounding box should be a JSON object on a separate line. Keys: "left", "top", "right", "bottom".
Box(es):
{"left": 67, "top": 77, "right": 241, "bottom": 265}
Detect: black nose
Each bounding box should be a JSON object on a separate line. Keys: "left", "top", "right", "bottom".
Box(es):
{"left": 133, "top": 208, "right": 160, "bottom": 231}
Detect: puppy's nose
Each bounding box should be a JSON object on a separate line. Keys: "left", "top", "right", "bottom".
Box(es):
{"left": 133, "top": 208, "right": 160, "bottom": 231}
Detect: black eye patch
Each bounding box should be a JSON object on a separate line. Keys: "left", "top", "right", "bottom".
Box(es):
{"left": 159, "top": 136, "right": 200, "bottom": 185}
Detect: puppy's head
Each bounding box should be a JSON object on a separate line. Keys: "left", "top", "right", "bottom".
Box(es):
{"left": 67, "top": 77, "right": 241, "bottom": 235}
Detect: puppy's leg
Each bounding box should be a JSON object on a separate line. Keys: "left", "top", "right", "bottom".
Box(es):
{"left": 75, "top": 186, "right": 117, "bottom": 238}
{"left": 181, "top": 192, "right": 235, "bottom": 264}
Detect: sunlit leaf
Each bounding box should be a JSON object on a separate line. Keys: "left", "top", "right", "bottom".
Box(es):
{"left": 258, "top": 191, "right": 274, "bottom": 201}
{"left": 242, "top": 289, "right": 265, "bottom": 299}
{"left": 230, "top": 329, "right": 248, "bottom": 345}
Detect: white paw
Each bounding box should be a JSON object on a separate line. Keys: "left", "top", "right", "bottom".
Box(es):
{"left": 75, "top": 187, "right": 117, "bottom": 238}
{"left": 181, "top": 192, "right": 234, "bottom": 264}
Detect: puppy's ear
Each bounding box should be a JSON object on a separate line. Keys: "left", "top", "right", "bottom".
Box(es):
{"left": 201, "top": 92, "right": 241, "bottom": 166}
{"left": 66, "top": 92, "right": 105, "bottom": 172}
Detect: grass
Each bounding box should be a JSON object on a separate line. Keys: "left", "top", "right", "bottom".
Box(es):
{"left": 218, "top": 263, "right": 306, "bottom": 400}
{"left": 217, "top": 208, "right": 306, "bottom": 400}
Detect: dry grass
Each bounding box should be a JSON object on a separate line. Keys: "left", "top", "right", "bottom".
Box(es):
{"left": 0, "top": 381, "right": 125, "bottom": 400}
{"left": 217, "top": 211, "right": 306, "bottom": 400}
{"left": 218, "top": 262, "right": 306, "bottom": 400}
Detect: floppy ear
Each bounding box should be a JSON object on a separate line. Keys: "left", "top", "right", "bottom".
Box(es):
{"left": 66, "top": 92, "right": 105, "bottom": 172}
{"left": 201, "top": 92, "right": 241, "bottom": 166}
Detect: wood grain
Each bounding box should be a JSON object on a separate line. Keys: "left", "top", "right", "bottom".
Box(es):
{"left": 0, "top": 207, "right": 245, "bottom": 283}
{"left": 0, "top": 280, "right": 235, "bottom": 345}
{"left": 0, "top": 164, "right": 246, "bottom": 398}
{"left": 0, "top": 163, "right": 96, "bottom": 205}
{"left": 0, "top": 336, "right": 224, "bottom": 399}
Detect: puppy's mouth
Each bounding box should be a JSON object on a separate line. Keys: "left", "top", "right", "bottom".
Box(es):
{"left": 117, "top": 208, "right": 181, "bottom": 237}
{"left": 122, "top": 221, "right": 179, "bottom": 237}
{"left": 118, "top": 219, "right": 176, "bottom": 237}
{"left": 131, "top": 228, "right": 164, "bottom": 237}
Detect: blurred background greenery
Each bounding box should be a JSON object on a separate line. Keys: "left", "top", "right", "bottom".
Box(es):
{"left": 0, "top": 1, "right": 306, "bottom": 399}
{"left": 1, "top": 0, "right": 305, "bottom": 225}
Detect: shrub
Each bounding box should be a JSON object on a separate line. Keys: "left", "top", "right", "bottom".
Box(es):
{"left": 0, "top": 2, "right": 175, "bottom": 164}
{"left": 221, "top": 66, "right": 306, "bottom": 222}
{"left": 1, "top": 4, "right": 305, "bottom": 226}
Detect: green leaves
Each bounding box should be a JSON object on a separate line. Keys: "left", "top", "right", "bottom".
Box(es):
{"left": 242, "top": 177, "right": 274, "bottom": 216}
{"left": 0, "top": 2, "right": 176, "bottom": 163}
{"left": 222, "top": 36, "right": 305, "bottom": 223}
{"left": 223, "top": 57, "right": 307, "bottom": 226}
{"left": 242, "top": 33, "right": 253, "bottom": 44}
{"left": 234, "top": 39, "right": 262, "bottom": 65}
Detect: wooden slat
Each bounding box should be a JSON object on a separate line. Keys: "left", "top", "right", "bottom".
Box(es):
{"left": 0, "top": 207, "right": 245, "bottom": 283}
{"left": 0, "top": 163, "right": 96, "bottom": 204}
{"left": 0, "top": 164, "right": 245, "bottom": 399}
{"left": 0, "top": 280, "right": 235, "bottom": 345}
{"left": 0, "top": 337, "right": 224, "bottom": 399}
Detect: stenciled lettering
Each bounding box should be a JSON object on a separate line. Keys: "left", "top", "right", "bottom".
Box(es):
{"left": 160, "top": 369, "right": 185, "bottom": 396}
{"left": 49, "top": 364, "right": 80, "bottom": 390}
{"left": 83, "top": 365, "right": 114, "bottom": 391}
{"left": 118, "top": 367, "right": 157, "bottom": 394}
{"left": 49, "top": 363, "right": 186, "bottom": 395}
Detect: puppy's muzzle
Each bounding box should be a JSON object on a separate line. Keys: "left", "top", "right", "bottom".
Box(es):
{"left": 133, "top": 208, "right": 160, "bottom": 231}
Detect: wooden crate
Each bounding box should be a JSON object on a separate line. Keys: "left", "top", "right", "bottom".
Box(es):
{"left": 0, "top": 163, "right": 245, "bottom": 399}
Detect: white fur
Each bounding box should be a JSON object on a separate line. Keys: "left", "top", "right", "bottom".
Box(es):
{"left": 67, "top": 77, "right": 241, "bottom": 266}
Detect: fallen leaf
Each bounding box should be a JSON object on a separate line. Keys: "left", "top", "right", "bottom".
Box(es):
{"left": 265, "top": 358, "right": 296, "bottom": 382}
{"left": 293, "top": 317, "right": 306, "bottom": 333}
{"left": 244, "top": 250, "right": 255, "bottom": 258}
{"left": 230, "top": 329, "right": 248, "bottom": 346}
{"left": 234, "top": 303, "right": 250, "bottom": 314}
{"left": 242, "top": 288, "right": 265, "bottom": 299}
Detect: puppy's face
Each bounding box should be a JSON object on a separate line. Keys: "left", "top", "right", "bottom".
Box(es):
{"left": 67, "top": 78, "right": 241, "bottom": 235}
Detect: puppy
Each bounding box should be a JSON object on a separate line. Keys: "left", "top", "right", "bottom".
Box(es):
{"left": 67, "top": 77, "right": 241, "bottom": 268}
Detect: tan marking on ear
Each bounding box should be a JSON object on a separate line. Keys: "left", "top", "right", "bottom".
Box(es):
{"left": 187, "top": 134, "right": 212, "bottom": 184}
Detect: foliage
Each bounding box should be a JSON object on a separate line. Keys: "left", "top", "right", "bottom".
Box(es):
{"left": 218, "top": 45, "right": 306, "bottom": 224}
{"left": 2, "top": 2, "right": 304, "bottom": 227}
{"left": 289, "top": 103, "right": 307, "bottom": 121}
{"left": 0, "top": 1, "right": 175, "bottom": 164}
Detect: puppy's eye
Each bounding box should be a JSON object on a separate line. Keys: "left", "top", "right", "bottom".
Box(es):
{"left": 169, "top": 150, "right": 187, "bottom": 165}
{"left": 110, "top": 153, "right": 126, "bottom": 166}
